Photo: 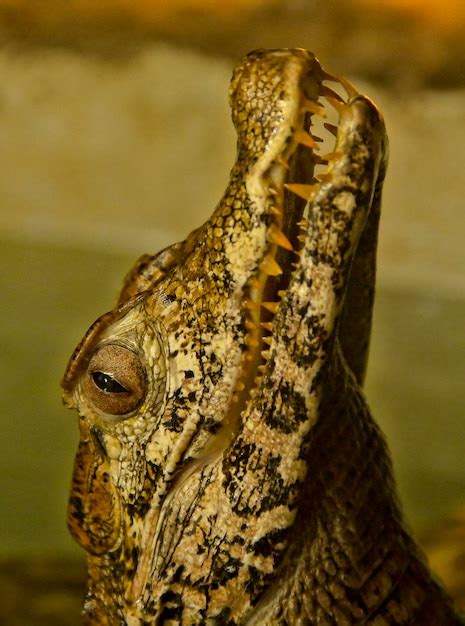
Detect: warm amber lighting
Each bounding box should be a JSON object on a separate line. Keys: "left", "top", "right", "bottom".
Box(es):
{"left": 0, "top": 0, "right": 271, "bottom": 20}
{"left": 357, "top": 0, "right": 465, "bottom": 31}
{"left": 0, "top": 0, "right": 463, "bottom": 33}
{"left": 110, "top": 0, "right": 271, "bottom": 14}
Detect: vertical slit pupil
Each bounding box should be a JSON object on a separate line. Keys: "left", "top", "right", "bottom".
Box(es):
{"left": 92, "top": 371, "right": 128, "bottom": 394}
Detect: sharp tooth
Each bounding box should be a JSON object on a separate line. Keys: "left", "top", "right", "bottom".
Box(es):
{"left": 314, "top": 155, "right": 328, "bottom": 165}
{"left": 322, "top": 150, "right": 343, "bottom": 161}
{"left": 262, "top": 301, "right": 279, "bottom": 314}
{"left": 245, "top": 299, "right": 259, "bottom": 311}
{"left": 262, "top": 336, "right": 273, "bottom": 346}
{"left": 260, "top": 322, "right": 273, "bottom": 331}
{"left": 324, "top": 122, "right": 338, "bottom": 136}
{"left": 270, "top": 206, "right": 283, "bottom": 217}
{"left": 249, "top": 277, "right": 262, "bottom": 289}
{"left": 321, "top": 70, "right": 337, "bottom": 82}
{"left": 297, "top": 219, "right": 309, "bottom": 228}
{"left": 245, "top": 319, "right": 257, "bottom": 330}
{"left": 297, "top": 234, "right": 306, "bottom": 243}
{"left": 295, "top": 129, "right": 318, "bottom": 149}
{"left": 325, "top": 96, "right": 345, "bottom": 115}
{"left": 317, "top": 172, "right": 333, "bottom": 183}
{"left": 247, "top": 336, "right": 260, "bottom": 348}
{"left": 268, "top": 224, "right": 294, "bottom": 251}
{"left": 301, "top": 98, "right": 326, "bottom": 117}
{"left": 275, "top": 156, "right": 290, "bottom": 169}
{"left": 277, "top": 290, "right": 286, "bottom": 298}
{"left": 285, "top": 183, "right": 318, "bottom": 201}
{"left": 261, "top": 255, "right": 283, "bottom": 276}
{"left": 336, "top": 75, "right": 358, "bottom": 98}
{"left": 261, "top": 350, "right": 271, "bottom": 360}
{"left": 321, "top": 85, "right": 345, "bottom": 102}
{"left": 258, "top": 364, "right": 267, "bottom": 373}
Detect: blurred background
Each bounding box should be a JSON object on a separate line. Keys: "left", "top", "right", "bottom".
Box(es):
{"left": 0, "top": 0, "right": 464, "bottom": 623}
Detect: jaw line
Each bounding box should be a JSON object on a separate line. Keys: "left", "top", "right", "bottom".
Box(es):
{"left": 130, "top": 66, "right": 360, "bottom": 605}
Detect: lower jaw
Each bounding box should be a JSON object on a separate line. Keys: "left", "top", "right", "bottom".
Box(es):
{"left": 153, "top": 74, "right": 354, "bottom": 527}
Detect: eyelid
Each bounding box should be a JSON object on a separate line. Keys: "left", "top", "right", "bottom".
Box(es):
{"left": 82, "top": 344, "right": 147, "bottom": 417}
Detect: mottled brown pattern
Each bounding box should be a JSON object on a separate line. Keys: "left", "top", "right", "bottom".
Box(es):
{"left": 62, "top": 49, "right": 464, "bottom": 624}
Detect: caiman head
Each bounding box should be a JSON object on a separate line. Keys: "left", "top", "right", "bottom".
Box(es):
{"left": 62, "top": 49, "right": 387, "bottom": 624}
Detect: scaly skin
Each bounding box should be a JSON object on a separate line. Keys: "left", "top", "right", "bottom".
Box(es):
{"left": 62, "top": 49, "right": 464, "bottom": 625}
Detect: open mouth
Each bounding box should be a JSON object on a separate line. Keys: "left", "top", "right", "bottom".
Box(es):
{"left": 233, "top": 63, "right": 359, "bottom": 408}
{"left": 131, "top": 56, "right": 375, "bottom": 598}
{"left": 145, "top": 61, "right": 367, "bottom": 585}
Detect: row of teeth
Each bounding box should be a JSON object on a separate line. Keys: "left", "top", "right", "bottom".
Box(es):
{"left": 231, "top": 73, "right": 358, "bottom": 403}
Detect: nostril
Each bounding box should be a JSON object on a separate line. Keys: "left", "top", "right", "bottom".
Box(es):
{"left": 347, "top": 94, "right": 385, "bottom": 130}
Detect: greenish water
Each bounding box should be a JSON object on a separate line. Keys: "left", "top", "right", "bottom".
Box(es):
{"left": 1, "top": 238, "right": 464, "bottom": 556}
{"left": 1, "top": 238, "right": 134, "bottom": 556}
{"left": 366, "top": 287, "right": 465, "bottom": 527}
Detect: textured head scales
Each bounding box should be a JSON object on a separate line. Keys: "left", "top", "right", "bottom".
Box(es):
{"left": 59, "top": 48, "right": 441, "bottom": 625}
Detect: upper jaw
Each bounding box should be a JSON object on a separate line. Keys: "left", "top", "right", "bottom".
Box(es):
{"left": 179, "top": 50, "right": 387, "bottom": 472}
{"left": 228, "top": 50, "right": 365, "bottom": 368}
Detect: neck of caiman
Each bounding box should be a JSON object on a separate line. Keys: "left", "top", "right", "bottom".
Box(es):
{"left": 250, "top": 347, "right": 461, "bottom": 624}
{"left": 299, "top": 349, "right": 411, "bottom": 607}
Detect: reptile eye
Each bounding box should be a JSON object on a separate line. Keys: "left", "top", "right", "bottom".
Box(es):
{"left": 82, "top": 344, "right": 146, "bottom": 417}
{"left": 92, "top": 371, "right": 128, "bottom": 394}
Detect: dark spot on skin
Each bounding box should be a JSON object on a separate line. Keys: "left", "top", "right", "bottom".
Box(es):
{"left": 262, "top": 383, "right": 307, "bottom": 433}
{"left": 172, "top": 565, "right": 184, "bottom": 583}
{"left": 173, "top": 387, "right": 187, "bottom": 405}
{"left": 160, "top": 590, "right": 182, "bottom": 604}
{"left": 91, "top": 426, "right": 107, "bottom": 457}
{"left": 232, "top": 534, "right": 245, "bottom": 546}
{"left": 68, "top": 496, "right": 85, "bottom": 524}
{"left": 162, "top": 411, "right": 184, "bottom": 433}
{"left": 252, "top": 456, "right": 301, "bottom": 514}
{"left": 124, "top": 546, "right": 140, "bottom": 578}
{"left": 158, "top": 606, "right": 183, "bottom": 621}
{"left": 212, "top": 608, "right": 233, "bottom": 624}
{"left": 251, "top": 527, "right": 288, "bottom": 557}
{"left": 245, "top": 565, "right": 269, "bottom": 599}
{"left": 204, "top": 417, "right": 222, "bottom": 434}
{"left": 184, "top": 370, "right": 194, "bottom": 379}
{"left": 213, "top": 556, "right": 241, "bottom": 585}
{"left": 146, "top": 461, "right": 161, "bottom": 481}
{"left": 223, "top": 441, "right": 257, "bottom": 487}
{"left": 127, "top": 495, "right": 150, "bottom": 518}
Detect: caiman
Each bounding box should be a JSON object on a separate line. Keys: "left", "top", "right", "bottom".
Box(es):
{"left": 62, "top": 48, "right": 464, "bottom": 625}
